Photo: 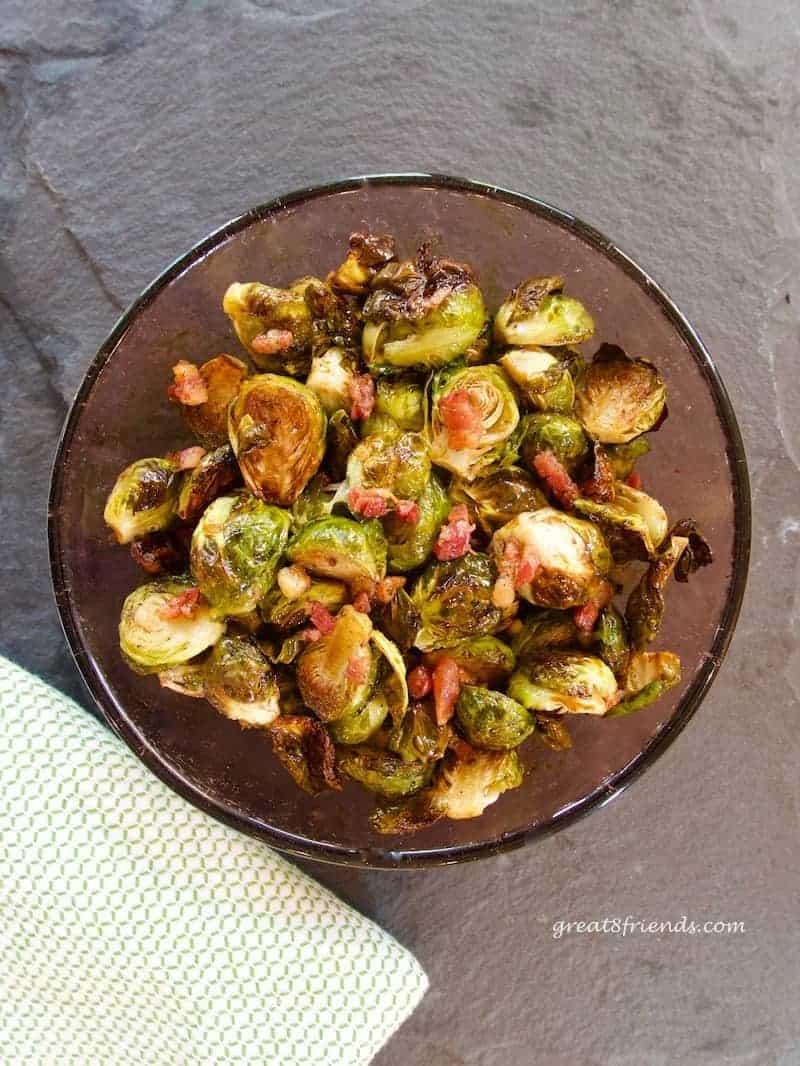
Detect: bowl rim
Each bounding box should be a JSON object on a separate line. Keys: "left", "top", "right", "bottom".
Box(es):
{"left": 48, "top": 172, "right": 751, "bottom": 869}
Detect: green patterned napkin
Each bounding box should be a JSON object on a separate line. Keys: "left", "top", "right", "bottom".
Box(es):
{"left": 0, "top": 655, "right": 427, "bottom": 1065}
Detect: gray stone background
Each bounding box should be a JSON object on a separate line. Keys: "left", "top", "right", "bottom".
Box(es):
{"left": 2, "top": 1, "right": 798, "bottom": 1063}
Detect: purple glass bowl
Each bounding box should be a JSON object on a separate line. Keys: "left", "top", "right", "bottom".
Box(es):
{"left": 48, "top": 174, "right": 750, "bottom": 868}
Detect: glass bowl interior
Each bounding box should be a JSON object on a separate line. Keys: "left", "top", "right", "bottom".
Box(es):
{"left": 48, "top": 175, "right": 750, "bottom": 867}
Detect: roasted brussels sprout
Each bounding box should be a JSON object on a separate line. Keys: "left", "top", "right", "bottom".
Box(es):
{"left": 296, "top": 606, "right": 376, "bottom": 721}
{"left": 325, "top": 409, "right": 359, "bottom": 481}
{"left": 261, "top": 579, "right": 347, "bottom": 632}
{"left": 607, "top": 650, "right": 681, "bottom": 717}
{"left": 456, "top": 686, "right": 534, "bottom": 750}
{"left": 490, "top": 509, "right": 612, "bottom": 610}
{"left": 190, "top": 493, "right": 291, "bottom": 617}
{"left": 624, "top": 530, "right": 693, "bottom": 648}
{"left": 494, "top": 277, "right": 594, "bottom": 348}
{"left": 384, "top": 474, "right": 450, "bottom": 573}
{"left": 176, "top": 445, "right": 241, "bottom": 523}
{"left": 286, "top": 516, "right": 387, "bottom": 584}
{"left": 510, "top": 608, "right": 580, "bottom": 659}
{"left": 338, "top": 747, "right": 433, "bottom": 799}
{"left": 119, "top": 577, "right": 225, "bottom": 672}
{"left": 411, "top": 553, "right": 511, "bottom": 652}
{"left": 574, "top": 345, "right": 666, "bottom": 444}
{"left": 203, "top": 635, "right": 280, "bottom": 727}
{"left": 104, "top": 458, "right": 179, "bottom": 544}
{"left": 223, "top": 279, "right": 319, "bottom": 376}
{"left": 499, "top": 346, "right": 577, "bottom": 413}
{"left": 423, "top": 635, "right": 516, "bottom": 687}
{"left": 346, "top": 431, "right": 431, "bottom": 505}
{"left": 269, "top": 715, "right": 341, "bottom": 794}
{"left": 606, "top": 436, "right": 651, "bottom": 481}
{"left": 593, "top": 604, "right": 630, "bottom": 677}
{"left": 670, "top": 519, "right": 713, "bottom": 581}
{"left": 169, "top": 354, "right": 249, "bottom": 449}
{"left": 329, "top": 690, "right": 389, "bottom": 746}
{"left": 371, "top": 374, "right": 425, "bottom": 432}
{"left": 574, "top": 483, "right": 669, "bottom": 560}
{"left": 370, "top": 629, "right": 409, "bottom": 720}
{"left": 157, "top": 662, "right": 206, "bottom": 697}
{"left": 228, "top": 374, "right": 326, "bottom": 506}
{"left": 327, "top": 231, "right": 396, "bottom": 295}
{"left": 449, "top": 467, "right": 547, "bottom": 537}
{"left": 306, "top": 346, "right": 358, "bottom": 414}
{"left": 362, "top": 249, "right": 487, "bottom": 372}
{"left": 388, "top": 702, "right": 451, "bottom": 764}
{"left": 372, "top": 587, "right": 421, "bottom": 652}
{"left": 429, "top": 363, "right": 520, "bottom": 481}
{"left": 508, "top": 651, "right": 619, "bottom": 716}
{"left": 520, "top": 413, "right": 589, "bottom": 474}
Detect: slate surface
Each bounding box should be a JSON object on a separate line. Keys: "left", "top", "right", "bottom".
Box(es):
{"left": 1, "top": 2, "right": 798, "bottom": 1063}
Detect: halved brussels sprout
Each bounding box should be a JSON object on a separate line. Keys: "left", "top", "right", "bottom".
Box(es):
{"left": 104, "top": 458, "right": 179, "bottom": 544}
{"left": 423, "top": 635, "right": 516, "bottom": 687}
{"left": 261, "top": 579, "right": 347, "bottom": 632}
{"left": 411, "top": 553, "right": 512, "bottom": 652}
{"left": 306, "top": 346, "right": 358, "bottom": 414}
{"left": 325, "top": 409, "right": 359, "bottom": 482}
{"left": 286, "top": 516, "right": 387, "bottom": 584}
{"left": 494, "top": 277, "right": 595, "bottom": 348}
{"left": 499, "top": 347, "right": 577, "bottom": 413}
{"left": 429, "top": 363, "right": 520, "bottom": 481}
{"left": 119, "top": 577, "right": 225, "bottom": 672}
{"left": 337, "top": 747, "right": 433, "bottom": 799}
{"left": 388, "top": 702, "right": 451, "bottom": 764}
{"left": 607, "top": 650, "right": 681, "bottom": 717}
{"left": 490, "top": 509, "right": 612, "bottom": 610}
{"left": 171, "top": 354, "right": 249, "bottom": 449}
{"left": 372, "top": 375, "right": 425, "bottom": 432}
{"left": 327, "top": 231, "right": 396, "bottom": 295}
{"left": 176, "top": 445, "right": 241, "bottom": 523}
{"left": 510, "top": 608, "right": 580, "bottom": 659}
{"left": 269, "top": 715, "right": 341, "bottom": 794}
{"left": 574, "top": 345, "right": 666, "bottom": 444}
{"left": 228, "top": 374, "right": 326, "bottom": 507}
{"left": 606, "top": 436, "right": 651, "bottom": 481}
{"left": 346, "top": 431, "right": 431, "bottom": 504}
{"left": 296, "top": 606, "right": 376, "bottom": 721}
{"left": 223, "top": 279, "right": 319, "bottom": 376}
{"left": 190, "top": 494, "right": 291, "bottom": 617}
{"left": 508, "top": 651, "right": 619, "bottom": 716}
{"left": 362, "top": 251, "right": 487, "bottom": 372}
{"left": 520, "top": 413, "right": 589, "bottom": 474}
{"left": 384, "top": 473, "right": 450, "bottom": 573}
{"left": 574, "top": 483, "right": 669, "bottom": 560}
{"left": 593, "top": 604, "right": 630, "bottom": 677}
{"left": 449, "top": 467, "right": 547, "bottom": 537}
{"left": 372, "top": 587, "right": 421, "bottom": 652}
{"left": 329, "top": 690, "right": 389, "bottom": 746}
{"left": 204, "top": 635, "right": 280, "bottom": 727}
{"left": 455, "top": 686, "right": 534, "bottom": 750}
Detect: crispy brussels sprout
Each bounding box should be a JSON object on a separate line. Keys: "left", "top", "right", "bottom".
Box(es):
{"left": 362, "top": 250, "right": 487, "bottom": 372}
{"left": 510, "top": 609, "right": 580, "bottom": 658}
{"left": 223, "top": 279, "right": 319, "bottom": 375}
{"left": 329, "top": 690, "right": 389, "bottom": 746}
{"left": 411, "top": 553, "right": 511, "bottom": 652}
{"left": 494, "top": 277, "right": 594, "bottom": 348}
{"left": 455, "top": 686, "right": 534, "bottom": 750}
{"left": 104, "top": 458, "right": 179, "bottom": 544}
{"left": 449, "top": 467, "right": 547, "bottom": 537}
{"left": 606, "top": 437, "right": 651, "bottom": 481}
{"left": 607, "top": 650, "right": 681, "bottom": 717}
{"left": 520, "top": 413, "right": 589, "bottom": 474}
{"left": 388, "top": 702, "right": 451, "bottom": 763}
{"left": 346, "top": 431, "right": 431, "bottom": 504}
{"left": 176, "top": 445, "right": 241, "bottom": 523}
{"left": 261, "top": 579, "right": 347, "bottom": 632}
{"left": 325, "top": 409, "right": 359, "bottom": 481}
{"left": 424, "top": 636, "right": 516, "bottom": 687}
{"left": 535, "top": 716, "right": 574, "bottom": 751}
{"left": 490, "top": 509, "right": 612, "bottom": 610}
{"left": 337, "top": 747, "right": 433, "bottom": 799}
{"left": 119, "top": 577, "right": 225, "bottom": 672}
{"left": 228, "top": 374, "right": 326, "bottom": 506}
{"left": 508, "top": 651, "right": 619, "bottom": 716}
{"left": 190, "top": 494, "right": 291, "bottom": 617}
{"left": 429, "top": 363, "right": 520, "bottom": 481}
{"left": 574, "top": 345, "right": 666, "bottom": 444}
{"left": 499, "top": 347, "right": 577, "bottom": 413}
{"left": 372, "top": 374, "right": 425, "bottom": 432}
{"left": 171, "top": 354, "right": 249, "bottom": 449}
{"left": 269, "top": 715, "right": 341, "bottom": 794}
{"left": 306, "top": 346, "right": 358, "bottom": 414}
{"left": 670, "top": 519, "right": 713, "bottom": 581}
{"left": 327, "top": 231, "right": 396, "bottom": 295}
{"left": 203, "top": 635, "right": 280, "bottom": 726}
{"left": 372, "top": 587, "right": 421, "bottom": 652}
{"left": 384, "top": 473, "right": 450, "bottom": 573}
{"left": 593, "top": 604, "right": 630, "bottom": 677}
{"left": 296, "top": 606, "right": 376, "bottom": 721}
{"left": 286, "top": 516, "right": 387, "bottom": 584}
{"left": 625, "top": 531, "right": 692, "bottom": 648}
{"left": 574, "top": 483, "right": 669, "bottom": 560}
